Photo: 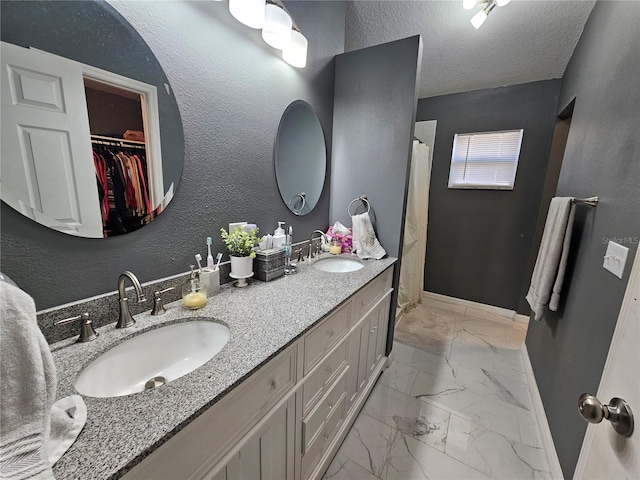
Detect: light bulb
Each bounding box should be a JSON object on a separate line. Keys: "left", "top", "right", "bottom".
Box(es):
{"left": 229, "top": 0, "right": 265, "bottom": 29}
{"left": 496, "top": 0, "right": 511, "bottom": 5}
{"left": 470, "top": 9, "right": 488, "bottom": 29}
{"left": 463, "top": 0, "right": 478, "bottom": 10}
{"left": 262, "top": 4, "right": 292, "bottom": 50}
{"left": 282, "top": 30, "right": 308, "bottom": 68}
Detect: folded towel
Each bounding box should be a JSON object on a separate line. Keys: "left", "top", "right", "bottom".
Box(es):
{"left": 526, "top": 197, "right": 576, "bottom": 320}
{"left": 0, "top": 283, "right": 86, "bottom": 479}
{"left": 351, "top": 212, "right": 386, "bottom": 260}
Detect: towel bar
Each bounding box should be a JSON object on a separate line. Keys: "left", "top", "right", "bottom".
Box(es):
{"left": 348, "top": 195, "right": 371, "bottom": 216}
{"left": 572, "top": 196, "right": 598, "bottom": 206}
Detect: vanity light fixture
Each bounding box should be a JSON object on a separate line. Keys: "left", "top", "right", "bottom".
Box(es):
{"left": 282, "top": 28, "right": 308, "bottom": 68}
{"left": 466, "top": 0, "right": 510, "bottom": 30}
{"left": 262, "top": 2, "right": 292, "bottom": 50}
{"left": 229, "top": 0, "right": 265, "bottom": 29}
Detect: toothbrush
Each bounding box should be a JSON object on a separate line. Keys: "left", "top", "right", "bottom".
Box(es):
{"left": 206, "top": 237, "right": 214, "bottom": 268}
{"left": 214, "top": 253, "right": 222, "bottom": 271}
{"left": 195, "top": 254, "right": 203, "bottom": 274}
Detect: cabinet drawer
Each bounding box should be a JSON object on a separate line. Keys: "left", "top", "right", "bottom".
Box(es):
{"left": 302, "top": 342, "right": 347, "bottom": 416}
{"left": 351, "top": 268, "right": 393, "bottom": 322}
{"left": 304, "top": 302, "right": 350, "bottom": 374}
{"left": 302, "top": 369, "right": 347, "bottom": 454}
{"left": 301, "top": 389, "right": 345, "bottom": 478}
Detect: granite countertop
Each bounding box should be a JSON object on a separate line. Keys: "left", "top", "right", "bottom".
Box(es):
{"left": 50, "top": 253, "right": 396, "bottom": 479}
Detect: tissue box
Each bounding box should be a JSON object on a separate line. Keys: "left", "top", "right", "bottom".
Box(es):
{"left": 254, "top": 248, "right": 285, "bottom": 282}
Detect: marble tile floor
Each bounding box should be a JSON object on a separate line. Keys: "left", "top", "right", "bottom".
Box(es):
{"left": 324, "top": 301, "right": 551, "bottom": 480}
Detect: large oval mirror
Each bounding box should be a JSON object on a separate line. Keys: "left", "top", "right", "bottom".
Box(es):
{"left": 0, "top": 0, "right": 184, "bottom": 238}
{"left": 275, "top": 101, "right": 326, "bottom": 216}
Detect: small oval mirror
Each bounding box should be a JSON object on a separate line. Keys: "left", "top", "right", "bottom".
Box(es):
{"left": 274, "top": 101, "right": 326, "bottom": 216}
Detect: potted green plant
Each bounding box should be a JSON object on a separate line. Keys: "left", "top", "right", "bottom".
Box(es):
{"left": 220, "top": 226, "right": 260, "bottom": 280}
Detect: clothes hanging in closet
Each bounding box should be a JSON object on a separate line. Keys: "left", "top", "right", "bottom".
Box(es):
{"left": 92, "top": 143, "right": 152, "bottom": 237}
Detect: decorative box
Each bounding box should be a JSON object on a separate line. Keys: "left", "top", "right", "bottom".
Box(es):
{"left": 254, "top": 247, "right": 285, "bottom": 282}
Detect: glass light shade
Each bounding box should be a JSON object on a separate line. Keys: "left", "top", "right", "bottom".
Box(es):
{"left": 282, "top": 30, "right": 308, "bottom": 68}
{"left": 496, "top": 0, "right": 511, "bottom": 5}
{"left": 463, "top": 0, "right": 478, "bottom": 10}
{"left": 262, "top": 4, "right": 292, "bottom": 50}
{"left": 470, "top": 9, "right": 488, "bottom": 29}
{"left": 229, "top": 0, "right": 265, "bottom": 29}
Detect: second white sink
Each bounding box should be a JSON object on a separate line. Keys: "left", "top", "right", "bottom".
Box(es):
{"left": 313, "top": 257, "right": 364, "bottom": 273}
{"left": 75, "top": 320, "right": 229, "bottom": 398}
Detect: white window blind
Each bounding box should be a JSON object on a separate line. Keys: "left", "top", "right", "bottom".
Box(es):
{"left": 448, "top": 129, "right": 524, "bottom": 190}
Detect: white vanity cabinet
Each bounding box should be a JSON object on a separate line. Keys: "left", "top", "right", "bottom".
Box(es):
{"left": 124, "top": 266, "right": 394, "bottom": 480}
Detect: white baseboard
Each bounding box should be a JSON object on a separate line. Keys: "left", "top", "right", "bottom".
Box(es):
{"left": 423, "top": 291, "right": 529, "bottom": 324}
{"left": 521, "top": 343, "right": 564, "bottom": 479}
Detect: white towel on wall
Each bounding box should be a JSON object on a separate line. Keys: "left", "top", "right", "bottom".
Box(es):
{"left": 526, "top": 197, "right": 576, "bottom": 320}
{"left": 0, "top": 282, "right": 87, "bottom": 479}
{"left": 351, "top": 212, "right": 386, "bottom": 260}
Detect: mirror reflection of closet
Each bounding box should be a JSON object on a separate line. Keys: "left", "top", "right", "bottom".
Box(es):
{"left": 85, "top": 78, "right": 159, "bottom": 237}
{"left": 0, "top": 0, "right": 184, "bottom": 239}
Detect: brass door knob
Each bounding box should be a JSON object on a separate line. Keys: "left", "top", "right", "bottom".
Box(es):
{"left": 578, "top": 393, "right": 634, "bottom": 437}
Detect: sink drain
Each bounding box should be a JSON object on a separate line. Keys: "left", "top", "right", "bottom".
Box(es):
{"left": 144, "top": 376, "right": 166, "bottom": 390}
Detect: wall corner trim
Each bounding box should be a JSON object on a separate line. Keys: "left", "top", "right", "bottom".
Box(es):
{"left": 521, "top": 343, "right": 565, "bottom": 480}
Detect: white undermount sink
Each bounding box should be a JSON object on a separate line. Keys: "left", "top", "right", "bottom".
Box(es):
{"left": 75, "top": 320, "right": 229, "bottom": 398}
{"left": 313, "top": 257, "right": 364, "bottom": 273}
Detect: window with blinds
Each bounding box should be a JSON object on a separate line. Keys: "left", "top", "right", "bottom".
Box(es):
{"left": 448, "top": 129, "right": 524, "bottom": 190}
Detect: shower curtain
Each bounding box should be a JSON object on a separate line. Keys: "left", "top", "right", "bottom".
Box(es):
{"left": 398, "top": 140, "right": 432, "bottom": 312}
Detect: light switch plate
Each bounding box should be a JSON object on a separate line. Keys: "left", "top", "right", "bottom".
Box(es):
{"left": 603, "top": 241, "right": 629, "bottom": 279}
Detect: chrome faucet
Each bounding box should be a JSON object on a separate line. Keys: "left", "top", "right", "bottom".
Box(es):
{"left": 116, "top": 271, "right": 147, "bottom": 329}
{"left": 308, "top": 230, "right": 328, "bottom": 261}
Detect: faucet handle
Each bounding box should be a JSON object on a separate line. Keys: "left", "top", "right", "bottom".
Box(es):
{"left": 54, "top": 312, "right": 98, "bottom": 343}
{"left": 296, "top": 248, "right": 305, "bottom": 262}
{"left": 151, "top": 287, "right": 175, "bottom": 316}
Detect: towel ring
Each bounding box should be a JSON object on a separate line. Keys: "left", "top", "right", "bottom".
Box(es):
{"left": 348, "top": 195, "right": 371, "bottom": 216}
{"left": 288, "top": 192, "right": 306, "bottom": 215}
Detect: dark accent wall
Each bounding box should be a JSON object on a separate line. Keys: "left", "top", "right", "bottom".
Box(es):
{"left": 525, "top": 2, "right": 640, "bottom": 478}
{"left": 330, "top": 36, "right": 422, "bottom": 353}
{"left": 416, "top": 80, "right": 561, "bottom": 311}
{"left": 0, "top": 1, "right": 346, "bottom": 310}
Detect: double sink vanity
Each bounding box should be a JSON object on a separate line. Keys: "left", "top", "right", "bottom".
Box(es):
{"left": 50, "top": 254, "right": 396, "bottom": 480}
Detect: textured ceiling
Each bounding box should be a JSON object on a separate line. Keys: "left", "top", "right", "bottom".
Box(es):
{"left": 346, "top": 0, "right": 596, "bottom": 98}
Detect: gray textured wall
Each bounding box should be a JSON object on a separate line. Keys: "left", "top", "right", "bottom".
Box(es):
{"left": 0, "top": 1, "right": 346, "bottom": 310}
{"left": 331, "top": 36, "right": 422, "bottom": 353}
{"left": 525, "top": 2, "right": 640, "bottom": 477}
{"left": 416, "top": 80, "right": 561, "bottom": 311}
{"left": 331, "top": 36, "right": 421, "bottom": 257}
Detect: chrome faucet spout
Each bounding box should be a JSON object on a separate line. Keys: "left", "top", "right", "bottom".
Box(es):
{"left": 308, "top": 230, "right": 328, "bottom": 260}
{"left": 116, "top": 271, "right": 146, "bottom": 329}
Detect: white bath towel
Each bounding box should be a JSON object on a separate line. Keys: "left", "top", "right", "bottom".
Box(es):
{"left": 526, "top": 197, "right": 576, "bottom": 320}
{"left": 351, "top": 212, "right": 386, "bottom": 260}
{"left": 0, "top": 282, "right": 87, "bottom": 479}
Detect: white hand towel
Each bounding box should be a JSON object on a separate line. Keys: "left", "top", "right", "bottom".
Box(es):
{"left": 0, "top": 283, "right": 87, "bottom": 479}
{"left": 351, "top": 212, "right": 386, "bottom": 260}
{"left": 526, "top": 197, "right": 576, "bottom": 320}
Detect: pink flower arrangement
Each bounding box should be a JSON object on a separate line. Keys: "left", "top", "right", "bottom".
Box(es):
{"left": 327, "top": 225, "right": 353, "bottom": 253}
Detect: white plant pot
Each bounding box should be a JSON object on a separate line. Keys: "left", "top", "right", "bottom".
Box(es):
{"left": 230, "top": 255, "right": 253, "bottom": 278}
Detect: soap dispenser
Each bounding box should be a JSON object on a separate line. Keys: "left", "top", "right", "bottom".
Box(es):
{"left": 182, "top": 265, "right": 207, "bottom": 309}
{"left": 273, "top": 221, "right": 286, "bottom": 248}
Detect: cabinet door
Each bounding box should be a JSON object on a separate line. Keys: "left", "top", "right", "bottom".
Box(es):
{"left": 206, "top": 397, "right": 295, "bottom": 480}
{"left": 366, "top": 308, "right": 380, "bottom": 380}
{"left": 357, "top": 316, "right": 370, "bottom": 392}
{"left": 375, "top": 296, "right": 391, "bottom": 364}
{"left": 346, "top": 323, "right": 361, "bottom": 412}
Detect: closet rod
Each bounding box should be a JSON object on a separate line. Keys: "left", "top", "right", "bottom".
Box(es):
{"left": 572, "top": 196, "right": 598, "bottom": 207}
{"left": 91, "top": 134, "right": 145, "bottom": 145}
{"left": 91, "top": 136, "right": 146, "bottom": 150}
